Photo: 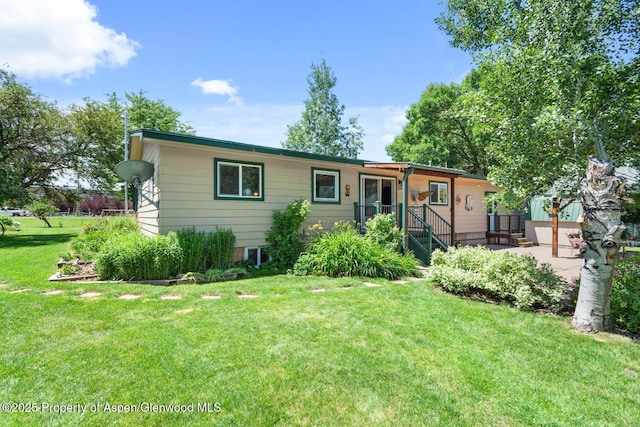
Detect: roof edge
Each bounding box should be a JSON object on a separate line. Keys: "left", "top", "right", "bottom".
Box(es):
{"left": 134, "top": 129, "right": 367, "bottom": 166}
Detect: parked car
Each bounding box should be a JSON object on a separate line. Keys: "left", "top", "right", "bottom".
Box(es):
{"left": 0, "top": 207, "right": 30, "bottom": 217}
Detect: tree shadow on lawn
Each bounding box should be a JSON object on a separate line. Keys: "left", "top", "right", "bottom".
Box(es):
{"left": 0, "top": 232, "right": 77, "bottom": 249}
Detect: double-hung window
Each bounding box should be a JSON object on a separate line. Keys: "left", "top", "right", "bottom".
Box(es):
{"left": 215, "top": 159, "right": 264, "bottom": 200}
{"left": 312, "top": 168, "right": 340, "bottom": 203}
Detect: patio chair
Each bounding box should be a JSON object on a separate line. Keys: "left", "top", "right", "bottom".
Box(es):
{"left": 566, "top": 232, "right": 583, "bottom": 256}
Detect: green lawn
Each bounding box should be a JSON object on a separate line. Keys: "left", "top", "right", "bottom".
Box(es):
{"left": 1, "top": 218, "right": 639, "bottom": 426}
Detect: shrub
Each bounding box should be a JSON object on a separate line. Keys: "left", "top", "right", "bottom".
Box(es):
{"left": 364, "top": 213, "right": 403, "bottom": 252}
{"left": 94, "top": 232, "right": 183, "bottom": 281}
{"left": 611, "top": 254, "right": 640, "bottom": 334}
{"left": 265, "top": 199, "right": 311, "bottom": 269}
{"left": 207, "top": 227, "right": 236, "bottom": 270}
{"left": 176, "top": 227, "right": 208, "bottom": 272}
{"left": 428, "top": 246, "right": 567, "bottom": 312}
{"left": 69, "top": 216, "right": 139, "bottom": 260}
{"left": 292, "top": 223, "right": 420, "bottom": 279}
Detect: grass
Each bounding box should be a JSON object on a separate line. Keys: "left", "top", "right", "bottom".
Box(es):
{"left": 1, "top": 218, "right": 639, "bottom": 426}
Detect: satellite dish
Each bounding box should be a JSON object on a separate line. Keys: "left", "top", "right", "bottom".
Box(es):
{"left": 115, "top": 160, "right": 154, "bottom": 185}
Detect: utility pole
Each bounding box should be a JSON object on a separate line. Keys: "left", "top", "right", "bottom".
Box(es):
{"left": 122, "top": 111, "right": 129, "bottom": 214}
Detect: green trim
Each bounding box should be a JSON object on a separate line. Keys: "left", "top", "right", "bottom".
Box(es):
{"left": 311, "top": 167, "right": 341, "bottom": 204}
{"left": 214, "top": 158, "right": 265, "bottom": 201}
{"left": 429, "top": 180, "right": 448, "bottom": 206}
{"left": 135, "top": 129, "right": 365, "bottom": 166}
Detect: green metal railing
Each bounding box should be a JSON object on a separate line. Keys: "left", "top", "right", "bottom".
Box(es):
{"left": 353, "top": 202, "right": 451, "bottom": 265}
{"left": 408, "top": 204, "right": 452, "bottom": 248}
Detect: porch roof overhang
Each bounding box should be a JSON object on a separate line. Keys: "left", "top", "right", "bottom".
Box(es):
{"left": 363, "top": 162, "right": 466, "bottom": 179}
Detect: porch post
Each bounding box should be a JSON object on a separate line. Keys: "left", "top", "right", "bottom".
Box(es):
{"left": 402, "top": 167, "right": 414, "bottom": 252}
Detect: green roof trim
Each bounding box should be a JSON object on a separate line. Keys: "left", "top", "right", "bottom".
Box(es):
{"left": 133, "top": 129, "right": 367, "bottom": 166}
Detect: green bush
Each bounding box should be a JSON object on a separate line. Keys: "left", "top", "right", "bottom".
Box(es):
{"left": 292, "top": 223, "right": 419, "bottom": 279}
{"left": 365, "top": 213, "right": 403, "bottom": 252}
{"left": 207, "top": 227, "right": 236, "bottom": 270}
{"left": 176, "top": 227, "right": 208, "bottom": 272}
{"left": 428, "top": 246, "right": 567, "bottom": 312}
{"left": 265, "top": 199, "right": 311, "bottom": 269}
{"left": 611, "top": 254, "right": 640, "bottom": 334}
{"left": 94, "top": 232, "right": 183, "bottom": 281}
{"left": 69, "top": 216, "right": 139, "bottom": 260}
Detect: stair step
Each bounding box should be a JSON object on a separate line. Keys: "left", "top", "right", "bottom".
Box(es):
{"left": 519, "top": 242, "right": 534, "bottom": 248}
{"left": 511, "top": 233, "right": 523, "bottom": 238}
{"left": 516, "top": 237, "right": 529, "bottom": 243}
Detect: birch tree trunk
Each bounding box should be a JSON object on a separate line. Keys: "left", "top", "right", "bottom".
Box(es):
{"left": 571, "top": 158, "right": 626, "bottom": 333}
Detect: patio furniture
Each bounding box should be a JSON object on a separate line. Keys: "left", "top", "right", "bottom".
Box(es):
{"left": 566, "top": 232, "right": 583, "bottom": 256}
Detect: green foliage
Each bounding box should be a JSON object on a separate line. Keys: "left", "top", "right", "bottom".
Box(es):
{"left": 207, "top": 227, "right": 236, "bottom": 270}
{"left": 436, "top": 1, "right": 640, "bottom": 209}
{"left": 69, "top": 216, "right": 138, "bottom": 260}
{"left": 265, "top": 199, "right": 311, "bottom": 269}
{"left": 0, "top": 216, "right": 20, "bottom": 235}
{"left": 610, "top": 255, "right": 640, "bottom": 334}
{"left": 29, "top": 202, "right": 58, "bottom": 227}
{"left": 94, "top": 232, "right": 183, "bottom": 281}
{"left": 364, "top": 213, "right": 403, "bottom": 252}
{"left": 386, "top": 70, "right": 492, "bottom": 175}
{"left": 428, "top": 246, "right": 568, "bottom": 312}
{"left": 282, "top": 59, "right": 364, "bottom": 158}
{"left": 0, "top": 69, "right": 67, "bottom": 205}
{"left": 293, "top": 222, "right": 420, "bottom": 279}
{"left": 176, "top": 227, "right": 208, "bottom": 272}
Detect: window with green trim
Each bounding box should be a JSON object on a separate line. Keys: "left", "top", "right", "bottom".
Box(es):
{"left": 429, "top": 181, "right": 448, "bottom": 205}
{"left": 312, "top": 168, "right": 340, "bottom": 203}
{"left": 215, "top": 159, "right": 264, "bottom": 200}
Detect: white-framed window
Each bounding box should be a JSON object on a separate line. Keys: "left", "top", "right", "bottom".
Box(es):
{"left": 215, "top": 159, "right": 264, "bottom": 200}
{"left": 244, "top": 247, "right": 268, "bottom": 267}
{"left": 429, "top": 181, "right": 448, "bottom": 205}
{"left": 312, "top": 168, "right": 340, "bottom": 203}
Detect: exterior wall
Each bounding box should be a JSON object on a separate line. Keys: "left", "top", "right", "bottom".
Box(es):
{"left": 147, "top": 141, "right": 366, "bottom": 249}
{"left": 525, "top": 220, "right": 581, "bottom": 247}
{"left": 135, "top": 132, "right": 498, "bottom": 260}
{"left": 454, "top": 177, "right": 501, "bottom": 245}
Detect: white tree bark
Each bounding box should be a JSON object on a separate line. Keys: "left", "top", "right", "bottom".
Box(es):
{"left": 571, "top": 158, "right": 626, "bottom": 333}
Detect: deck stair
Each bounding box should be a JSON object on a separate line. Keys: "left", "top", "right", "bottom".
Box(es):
{"left": 511, "top": 233, "right": 534, "bottom": 248}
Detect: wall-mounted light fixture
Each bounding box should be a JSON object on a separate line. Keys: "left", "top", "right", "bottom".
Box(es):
{"left": 345, "top": 184, "right": 350, "bottom": 197}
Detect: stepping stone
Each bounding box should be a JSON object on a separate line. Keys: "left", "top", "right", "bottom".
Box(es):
{"left": 309, "top": 288, "right": 326, "bottom": 293}
{"left": 363, "top": 282, "right": 381, "bottom": 287}
{"left": 175, "top": 308, "right": 194, "bottom": 314}
{"left": 42, "top": 290, "right": 64, "bottom": 295}
{"left": 119, "top": 294, "right": 142, "bottom": 300}
{"left": 237, "top": 294, "right": 259, "bottom": 299}
{"left": 341, "top": 286, "right": 353, "bottom": 290}
{"left": 9, "top": 288, "right": 32, "bottom": 293}
{"left": 391, "top": 280, "right": 408, "bottom": 285}
{"left": 79, "top": 292, "right": 102, "bottom": 298}
{"left": 160, "top": 294, "right": 182, "bottom": 300}
{"left": 201, "top": 295, "right": 221, "bottom": 300}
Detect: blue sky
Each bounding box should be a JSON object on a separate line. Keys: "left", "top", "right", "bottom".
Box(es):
{"left": 0, "top": 0, "right": 472, "bottom": 161}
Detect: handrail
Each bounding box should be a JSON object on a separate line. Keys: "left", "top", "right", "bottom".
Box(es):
{"left": 409, "top": 204, "right": 452, "bottom": 247}
{"left": 408, "top": 209, "right": 448, "bottom": 249}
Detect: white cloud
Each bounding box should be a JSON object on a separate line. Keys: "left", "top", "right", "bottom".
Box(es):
{"left": 190, "top": 77, "right": 243, "bottom": 105}
{"left": 181, "top": 103, "right": 408, "bottom": 162}
{"left": 0, "top": 0, "right": 140, "bottom": 81}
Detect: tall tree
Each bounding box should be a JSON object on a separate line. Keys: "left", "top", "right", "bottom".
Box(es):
{"left": 123, "top": 90, "right": 195, "bottom": 134}
{"left": 283, "top": 59, "right": 364, "bottom": 158}
{"left": 0, "top": 69, "right": 72, "bottom": 205}
{"left": 386, "top": 70, "right": 492, "bottom": 175}
{"left": 438, "top": 0, "right": 640, "bottom": 333}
